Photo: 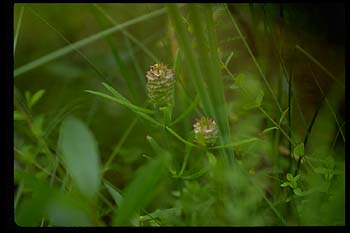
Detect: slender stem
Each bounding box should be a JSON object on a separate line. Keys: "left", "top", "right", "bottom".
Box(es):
{"left": 258, "top": 106, "right": 295, "bottom": 145}
{"left": 177, "top": 146, "right": 192, "bottom": 177}
{"left": 296, "top": 45, "right": 344, "bottom": 88}
{"left": 92, "top": 3, "right": 159, "bottom": 63}
{"left": 103, "top": 118, "right": 138, "bottom": 173}
{"left": 14, "top": 7, "right": 168, "bottom": 77}
{"left": 309, "top": 66, "right": 345, "bottom": 142}
{"left": 165, "top": 126, "right": 199, "bottom": 148}
{"left": 225, "top": 4, "right": 283, "bottom": 114}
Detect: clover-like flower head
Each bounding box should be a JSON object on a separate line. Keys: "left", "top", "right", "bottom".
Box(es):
{"left": 193, "top": 117, "right": 219, "bottom": 146}
{"left": 146, "top": 63, "right": 175, "bottom": 108}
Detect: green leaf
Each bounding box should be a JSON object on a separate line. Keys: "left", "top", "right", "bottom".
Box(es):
{"left": 286, "top": 173, "right": 294, "bottom": 181}
{"left": 293, "top": 143, "right": 304, "bottom": 157}
{"left": 14, "top": 111, "right": 26, "bottom": 121}
{"left": 58, "top": 116, "right": 101, "bottom": 200}
{"left": 104, "top": 182, "right": 123, "bottom": 206}
{"left": 32, "top": 115, "right": 45, "bottom": 137}
{"left": 294, "top": 175, "right": 301, "bottom": 182}
{"left": 15, "top": 171, "right": 52, "bottom": 226}
{"left": 293, "top": 188, "right": 304, "bottom": 196}
{"left": 25, "top": 91, "right": 31, "bottom": 105}
{"left": 279, "top": 108, "right": 289, "bottom": 125}
{"left": 280, "top": 182, "right": 291, "bottom": 187}
{"left": 101, "top": 82, "right": 155, "bottom": 114}
{"left": 206, "top": 151, "right": 217, "bottom": 166}
{"left": 140, "top": 208, "right": 181, "bottom": 222}
{"left": 113, "top": 157, "right": 168, "bottom": 226}
{"left": 262, "top": 126, "right": 278, "bottom": 134}
{"left": 29, "top": 89, "right": 46, "bottom": 108}
{"left": 85, "top": 90, "right": 161, "bottom": 128}
{"left": 46, "top": 193, "right": 93, "bottom": 226}
{"left": 104, "top": 182, "right": 139, "bottom": 226}
{"left": 181, "top": 166, "right": 210, "bottom": 180}
{"left": 16, "top": 171, "right": 93, "bottom": 226}
{"left": 235, "top": 73, "right": 264, "bottom": 109}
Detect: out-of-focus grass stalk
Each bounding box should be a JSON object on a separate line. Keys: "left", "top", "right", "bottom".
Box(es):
{"left": 225, "top": 4, "right": 283, "bottom": 115}
{"left": 14, "top": 6, "right": 25, "bottom": 56}
{"left": 14, "top": 7, "right": 168, "bottom": 77}
{"left": 309, "top": 66, "right": 345, "bottom": 142}
{"left": 167, "top": 4, "right": 234, "bottom": 164}
{"left": 296, "top": 45, "right": 344, "bottom": 88}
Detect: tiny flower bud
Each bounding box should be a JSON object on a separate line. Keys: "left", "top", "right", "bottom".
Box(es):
{"left": 193, "top": 117, "right": 219, "bottom": 146}
{"left": 146, "top": 63, "right": 175, "bottom": 108}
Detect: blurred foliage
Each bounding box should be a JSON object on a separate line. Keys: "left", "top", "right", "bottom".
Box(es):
{"left": 14, "top": 3, "right": 345, "bottom": 226}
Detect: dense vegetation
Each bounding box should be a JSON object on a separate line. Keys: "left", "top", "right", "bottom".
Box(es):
{"left": 14, "top": 3, "right": 345, "bottom": 226}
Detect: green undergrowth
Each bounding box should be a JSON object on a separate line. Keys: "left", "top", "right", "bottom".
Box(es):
{"left": 14, "top": 3, "right": 345, "bottom": 226}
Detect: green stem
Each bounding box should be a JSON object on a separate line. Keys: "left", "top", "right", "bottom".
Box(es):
{"left": 258, "top": 106, "right": 295, "bottom": 146}
{"left": 177, "top": 146, "right": 192, "bottom": 177}
{"left": 103, "top": 118, "right": 138, "bottom": 173}
{"left": 225, "top": 4, "right": 283, "bottom": 114}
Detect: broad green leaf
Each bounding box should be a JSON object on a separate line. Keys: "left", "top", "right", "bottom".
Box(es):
{"left": 113, "top": 157, "right": 168, "bottom": 226}
{"left": 15, "top": 171, "right": 52, "bottom": 226}
{"left": 29, "top": 89, "right": 46, "bottom": 108}
{"left": 14, "top": 111, "right": 26, "bottom": 121}
{"left": 15, "top": 171, "right": 93, "bottom": 226}
{"left": 58, "top": 116, "right": 101, "bottom": 200}
{"left": 293, "top": 143, "right": 305, "bottom": 157}
{"left": 46, "top": 193, "right": 93, "bottom": 226}
{"left": 294, "top": 175, "right": 301, "bottom": 182}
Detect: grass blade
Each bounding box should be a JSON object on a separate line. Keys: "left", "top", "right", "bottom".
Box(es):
{"left": 113, "top": 154, "right": 168, "bottom": 225}
{"left": 225, "top": 4, "right": 283, "bottom": 114}
{"left": 14, "top": 7, "right": 167, "bottom": 77}
{"left": 14, "top": 6, "right": 25, "bottom": 56}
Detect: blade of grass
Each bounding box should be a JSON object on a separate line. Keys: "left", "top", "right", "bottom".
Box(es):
{"left": 296, "top": 45, "right": 344, "bottom": 88}
{"left": 14, "top": 6, "right": 25, "bottom": 56}
{"left": 166, "top": 4, "right": 215, "bottom": 117}
{"left": 92, "top": 3, "right": 159, "bottom": 63}
{"left": 170, "top": 94, "right": 199, "bottom": 126}
{"left": 208, "top": 137, "right": 258, "bottom": 149}
{"left": 85, "top": 90, "right": 162, "bottom": 127}
{"left": 225, "top": 4, "right": 283, "bottom": 114}
{"left": 25, "top": 7, "right": 113, "bottom": 83}
{"left": 14, "top": 7, "right": 168, "bottom": 77}
{"left": 101, "top": 82, "right": 155, "bottom": 114}
{"left": 258, "top": 106, "right": 295, "bottom": 145}
{"left": 103, "top": 118, "right": 138, "bottom": 173}
{"left": 309, "top": 66, "right": 345, "bottom": 142}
